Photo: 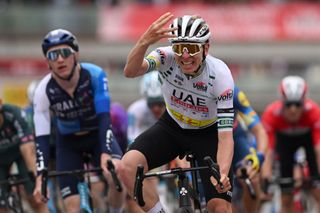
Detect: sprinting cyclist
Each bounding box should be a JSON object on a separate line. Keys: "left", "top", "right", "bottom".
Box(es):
{"left": 261, "top": 75, "right": 320, "bottom": 213}
{"left": 0, "top": 99, "right": 49, "bottom": 213}
{"left": 32, "top": 29, "right": 125, "bottom": 213}
{"left": 120, "top": 13, "right": 235, "bottom": 213}
{"left": 231, "top": 86, "right": 268, "bottom": 213}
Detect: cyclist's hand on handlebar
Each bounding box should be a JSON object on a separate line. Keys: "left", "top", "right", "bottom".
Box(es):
{"left": 33, "top": 175, "right": 49, "bottom": 203}
{"left": 139, "top": 12, "right": 176, "bottom": 46}
{"left": 210, "top": 174, "right": 231, "bottom": 193}
{"left": 236, "top": 162, "right": 258, "bottom": 180}
{"left": 244, "top": 147, "right": 264, "bottom": 173}
{"left": 100, "top": 153, "right": 122, "bottom": 176}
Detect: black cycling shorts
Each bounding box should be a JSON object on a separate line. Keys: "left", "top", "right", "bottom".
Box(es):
{"left": 129, "top": 110, "right": 233, "bottom": 202}
{"left": 56, "top": 130, "right": 102, "bottom": 199}
{"left": 276, "top": 132, "right": 320, "bottom": 193}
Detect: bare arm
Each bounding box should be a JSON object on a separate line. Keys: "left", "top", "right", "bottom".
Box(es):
{"left": 251, "top": 123, "right": 268, "bottom": 156}
{"left": 124, "top": 12, "right": 176, "bottom": 78}
{"left": 20, "top": 142, "right": 37, "bottom": 176}
{"left": 315, "top": 144, "right": 320, "bottom": 174}
{"left": 217, "top": 131, "right": 234, "bottom": 176}
{"left": 260, "top": 148, "right": 274, "bottom": 179}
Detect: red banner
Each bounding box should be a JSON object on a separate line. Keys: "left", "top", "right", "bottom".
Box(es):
{"left": 98, "top": 3, "right": 320, "bottom": 42}
{"left": 0, "top": 59, "right": 48, "bottom": 76}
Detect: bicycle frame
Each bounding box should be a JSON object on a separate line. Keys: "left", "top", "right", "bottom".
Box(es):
{"left": 0, "top": 174, "right": 34, "bottom": 213}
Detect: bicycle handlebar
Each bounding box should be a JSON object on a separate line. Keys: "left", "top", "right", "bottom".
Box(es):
{"left": 134, "top": 165, "right": 145, "bottom": 207}
{"left": 235, "top": 160, "right": 256, "bottom": 199}
{"left": 106, "top": 159, "right": 122, "bottom": 192}
{"left": 240, "top": 168, "right": 256, "bottom": 199}
{"left": 203, "top": 156, "right": 223, "bottom": 189}
{"left": 41, "top": 169, "right": 48, "bottom": 200}
{"left": 0, "top": 174, "right": 34, "bottom": 186}
{"left": 41, "top": 160, "right": 123, "bottom": 198}
{"left": 133, "top": 156, "right": 221, "bottom": 207}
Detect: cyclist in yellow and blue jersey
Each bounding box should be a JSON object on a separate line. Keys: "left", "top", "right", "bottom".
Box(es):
{"left": 232, "top": 86, "right": 268, "bottom": 213}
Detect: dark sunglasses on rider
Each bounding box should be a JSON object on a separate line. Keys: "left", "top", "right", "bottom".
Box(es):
{"left": 46, "top": 48, "right": 75, "bottom": 61}
{"left": 284, "top": 101, "right": 303, "bottom": 108}
{"left": 147, "top": 101, "right": 165, "bottom": 109}
{"left": 172, "top": 43, "right": 202, "bottom": 56}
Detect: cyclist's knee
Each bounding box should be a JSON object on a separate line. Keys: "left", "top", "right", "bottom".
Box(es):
{"left": 207, "top": 198, "right": 232, "bottom": 213}
{"left": 121, "top": 150, "right": 147, "bottom": 177}
{"left": 64, "top": 195, "right": 80, "bottom": 213}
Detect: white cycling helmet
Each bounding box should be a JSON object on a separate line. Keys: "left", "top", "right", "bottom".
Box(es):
{"left": 169, "top": 15, "right": 211, "bottom": 44}
{"left": 279, "top": 76, "right": 307, "bottom": 102}
{"left": 27, "top": 80, "right": 40, "bottom": 104}
{"left": 140, "top": 71, "right": 164, "bottom": 104}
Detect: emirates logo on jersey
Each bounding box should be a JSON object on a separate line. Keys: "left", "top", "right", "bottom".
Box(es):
{"left": 193, "top": 81, "right": 208, "bottom": 92}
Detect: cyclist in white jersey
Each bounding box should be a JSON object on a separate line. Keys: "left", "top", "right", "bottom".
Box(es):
{"left": 126, "top": 71, "right": 167, "bottom": 213}
{"left": 128, "top": 71, "right": 166, "bottom": 144}
{"left": 119, "top": 13, "right": 235, "bottom": 213}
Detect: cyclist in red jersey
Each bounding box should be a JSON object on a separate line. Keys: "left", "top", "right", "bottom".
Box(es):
{"left": 261, "top": 75, "right": 320, "bottom": 213}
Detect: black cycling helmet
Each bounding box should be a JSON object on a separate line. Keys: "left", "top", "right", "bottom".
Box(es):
{"left": 42, "top": 29, "right": 79, "bottom": 56}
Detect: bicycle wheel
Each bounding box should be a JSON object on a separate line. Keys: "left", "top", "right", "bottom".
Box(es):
{"left": 178, "top": 206, "right": 194, "bottom": 213}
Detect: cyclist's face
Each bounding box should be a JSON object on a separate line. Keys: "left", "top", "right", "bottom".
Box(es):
{"left": 148, "top": 102, "right": 165, "bottom": 119}
{"left": 282, "top": 101, "right": 304, "bottom": 123}
{"left": 173, "top": 43, "right": 209, "bottom": 74}
{"left": 46, "top": 44, "right": 78, "bottom": 79}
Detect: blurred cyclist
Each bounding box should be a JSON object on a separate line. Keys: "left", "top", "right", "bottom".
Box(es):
{"left": 127, "top": 71, "right": 165, "bottom": 144}
{"left": 126, "top": 71, "right": 167, "bottom": 213}
{"left": 261, "top": 75, "right": 320, "bottom": 213}
{"left": 120, "top": 13, "right": 234, "bottom": 213}
{"left": 231, "top": 86, "right": 268, "bottom": 213}
{"left": 90, "top": 102, "right": 129, "bottom": 213}
{"left": 32, "top": 29, "right": 125, "bottom": 213}
{"left": 0, "top": 98, "right": 49, "bottom": 213}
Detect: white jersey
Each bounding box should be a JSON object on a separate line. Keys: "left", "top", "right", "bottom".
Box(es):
{"left": 145, "top": 46, "right": 234, "bottom": 131}
{"left": 127, "top": 98, "right": 157, "bottom": 144}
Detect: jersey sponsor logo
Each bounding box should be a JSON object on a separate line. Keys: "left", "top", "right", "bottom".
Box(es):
{"left": 218, "top": 89, "right": 233, "bottom": 102}
{"left": 193, "top": 81, "right": 208, "bottom": 92}
{"left": 36, "top": 144, "right": 45, "bottom": 172}
{"left": 171, "top": 89, "right": 208, "bottom": 112}
{"left": 52, "top": 100, "right": 78, "bottom": 111}
{"left": 168, "top": 107, "right": 216, "bottom": 127}
{"left": 105, "top": 129, "right": 114, "bottom": 152}
{"left": 156, "top": 49, "right": 166, "bottom": 65}
{"left": 103, "top": 77, "right": 108, "bottom": 92}
{"left": 198, "top": 24, "right": 209, "bottom": 37}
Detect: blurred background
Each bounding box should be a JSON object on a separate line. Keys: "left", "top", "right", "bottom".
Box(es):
{"left": 0, "top": 0, "right": 320, "bottom": 113}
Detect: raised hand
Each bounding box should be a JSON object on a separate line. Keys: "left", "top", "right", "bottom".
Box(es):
{"left": 139, "top": 12, "right": 177, "bottom": 46}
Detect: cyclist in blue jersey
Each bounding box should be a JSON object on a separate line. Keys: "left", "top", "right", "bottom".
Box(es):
{"left": 232, "top": 86, "right": 268, "bottom": 213}
{"left": 32, "top": 29, "right": 125, "bottom": 213}
{"left": 120, "top": 13, "right": 235, "bottom": 213}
